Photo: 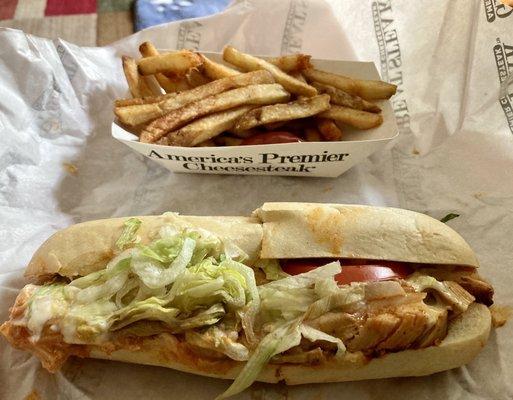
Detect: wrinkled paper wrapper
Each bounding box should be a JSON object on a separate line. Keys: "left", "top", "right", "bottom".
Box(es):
{"left": 1, "top": 0, "right": 512, "bottom": 399}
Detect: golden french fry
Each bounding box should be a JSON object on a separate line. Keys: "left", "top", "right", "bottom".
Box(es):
{"left": 223, "top": 46, "right": 317, "bottom": 97}
{"left": 164, "top": 77, "right": 191, "bottom": 92}
{"left": 115, "top": 70, "right": 275, "bottom": 126}
{"left": 139, "top": 42, "right": 190, "bottom": 93}
{"left": 234, "top": 94, "right": 330, "bottom": 131}
{"left": 215, "top": 136, "right": 243, "bottom": 146}
{"left": 303, "top": 68, "right": 396, "bottom": 100}
{"left": 290, "top": 71, "right": 307, "bottom": 83}
{"left": 312, "top": 82, "right": 381, "bottom": 113}
{"left": 200, "top": 55, "right": 240, "bottom": 80}
{"left": 140, "top": 83, "right": 290, "bottom": 143}
{"left": 303, "top": 68, "right": 357, "bottom": 95}
{"left": 186, "top": 68, "right": 210, "bottom": 87}
{"left": 305, "top": 127, "right": 323, "bottom": 142}
{"left": 114, "top": 92, "right": 177, "bottom": 107}
{"left": 122, "top": 56, "right": 154, "bottom": 98}
{"left": 268, "top": 54, "right": 312, "bottom": 72}
{"left": 143, "top": 75, "right": 164, "bottom": 96}
{"left": 138, "top": 50, "right": 202, "bottom": 76}
{"left": 320, "top": 105, "right": 383, "bottom": 129}
{"left": 167, "top": 106, "right": 253, "bottom": 147}
{"left": 196, "top": 139, "right": 216, "bottom": 147}
{"left": 353, "top": 78, "right": 397, "bottom": 100}
{"left": 316, "top": 118, "right": 343, "bottom": 141}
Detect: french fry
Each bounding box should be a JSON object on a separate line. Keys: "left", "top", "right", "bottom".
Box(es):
{"left": 168, "top": 78, "right": 191, "bottom": 91}
{"left": 303, "top": 68, "right": 396, "bottom": 100}
{"left": 215, "top": 136, "right": 243, "bottom": 146}
{"left": 223, "top": 46, "right": 317, "bottom": 97}
{"left": 116, "top": 44, "right": 398, "bottom": 147}
{"left": 312, "top": 82, "right": 381, "bottom": 113}
{"left": 316, "top": 118, "right": 343, "bottom": 141}
{"left": 304, "top": 127, "right": 323, "bottom": 142}
{"left": 353, "top": 78, "right": 397, "bottom": 100}
{"left": 186, "top": 68, "right": 210, "bottom": 87}
{"left": 114, "top": 92, "right": 177, "bottom": 107}
{"left": 290, "top": 71, "right": 307, "bottom": 83}
{"left": 200, "top": 55, "right": 240, "bottom": 80}
{"left": 139, "top": 42, "right": 190, "bottom": 93}
{"left": 303, "top": 68, "right": 357, "bottom": 95}
{"left": 196, "top": 139, "right": 216, "bottom": 147}
{"left": 140, "top": 83, "right": 290, "bottom": 143}
{"left": 234, "top": 94, "right": 330, "bottom": 131}
{"left": 320, "top": 105, "right": 383, "bottom": 129}
{"left": 138, "top": 50, "right": 202, "bottom": 76}
{"left": 167, "top": 106, "right": 253, "bottom": 147}
{"left": 143, "top": 75, "right": 164, "bottom": 96}
{"left": 115, "top": 70, "right": 275, "bottom": 126}
{"left": 268, "top": 54, "right": 312, "bottom": 72}
{"left": 122, "top": 56, "right": 155, "bottom": 98}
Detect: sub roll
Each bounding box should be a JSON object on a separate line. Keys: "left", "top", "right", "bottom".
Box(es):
{"left": 1, "top": 203, "right": 494, "bottom": 399}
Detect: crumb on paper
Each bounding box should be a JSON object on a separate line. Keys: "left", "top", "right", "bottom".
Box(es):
{"left": 24, "top": 390, "right": 41, "bottom": 400}
{"left": 322, "top": 186, "right": 333, "bottom": 193}
{"left": 62, "top": 162, "right": 78, "bottom": 175}
{"left": 440, "top": 213, "right": 460, "bottom": 223}
{"left": 491, "top": 305, "right": 512, "bottom": 328}
{"left": 412, "top": 148, "right": 420, "bottom": 155}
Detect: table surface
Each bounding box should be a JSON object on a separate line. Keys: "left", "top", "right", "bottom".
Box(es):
{"left": 0, "top": 0, "right": 134, "bottom": 46}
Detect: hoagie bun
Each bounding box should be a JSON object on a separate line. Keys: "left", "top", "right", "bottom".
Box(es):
{"left": 1, "top": 203, "right": 495, "bottom": 398}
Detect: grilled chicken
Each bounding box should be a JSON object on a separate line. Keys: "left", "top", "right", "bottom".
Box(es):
{"left": 304, "top": 312, "right": 360, "bottom": 341}
{"left": 459, "top": 276, "right": 494, "bottom": 306}
{"left": 1, "top": 272, "right": 482, "bottom": 370}
{"left": 415, "top": 267, "right": 494, "bottom": 306}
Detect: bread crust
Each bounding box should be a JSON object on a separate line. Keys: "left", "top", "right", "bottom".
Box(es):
{"left": 25, "top": 215, "right": 263, "bottom": 280}
{"left": 11, "top": 205, "right": 491, "bottom": 384}
{"left": 88, "top": 303, "right": 490, "bottom": 384}
{"left": 255, "top": 203, "right": 479, "bottom": 267}
{"left": 25, "top": 203, "right": 478, "bottom": 281}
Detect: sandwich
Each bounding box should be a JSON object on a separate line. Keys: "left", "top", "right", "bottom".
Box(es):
{"left": 0, "top": 203, "right": 494, "bottom": 398}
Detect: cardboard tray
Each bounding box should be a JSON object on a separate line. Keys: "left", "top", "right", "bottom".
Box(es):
{"left": 112, "top": 53, "right": 398, "bottom": 178}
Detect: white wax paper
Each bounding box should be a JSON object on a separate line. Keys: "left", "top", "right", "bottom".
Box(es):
{"left": 1, "top": 0, "right": 512, "bottom": 399}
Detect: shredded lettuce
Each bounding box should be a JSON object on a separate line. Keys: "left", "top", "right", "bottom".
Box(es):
{"left": 217, "top": 320, "right": 302, "bottom": 400}
{"left": 217, "top": 262, "right": 343, "bottom": 398}
{"left": 186, "top": 326, "right": 249, "bottom": 361}
{"left": 132, "top": 237, "right": 196, "bottom": 288}
{"left": 300, "top": 324, "right": 345, "bottom": 354}
{"left": 25, "top": 222, "right": 257, "bottom": 350}
{"left": 406, "top": 273, "right": 474, "bottom": 313}
{"left": 262, "top": 261, "right": 341, "bottom": 290}
{"left": 111, "top": 301, "right": 225, "bottom": 332}
{"left": 258, "top": 262, "right": 341, "bottom": 323}
{"left": 115, "top": 218, "right": 142, "bottom": 250}
{"left": 254, "top": 259, "right": 288, "bottom": 281}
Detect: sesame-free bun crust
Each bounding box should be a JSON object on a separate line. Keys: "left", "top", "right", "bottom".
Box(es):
{"left": 25, "top": 202, "right": 479, "bottom": 281}
{"left": 89, "top": 303, "right": 490, "bottom": 384}
{"left": 255, "top": 203, "right": 479, "bottom": 267}
{"left": 25, "top": 215, "right": 263, "bottom": 280}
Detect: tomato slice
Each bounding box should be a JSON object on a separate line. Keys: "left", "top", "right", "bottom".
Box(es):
{"left": 280, "top": 259, "right": 412, "bottom": 284}
{"left": 241, "top": 131, "right": 302, "bottom": 145}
